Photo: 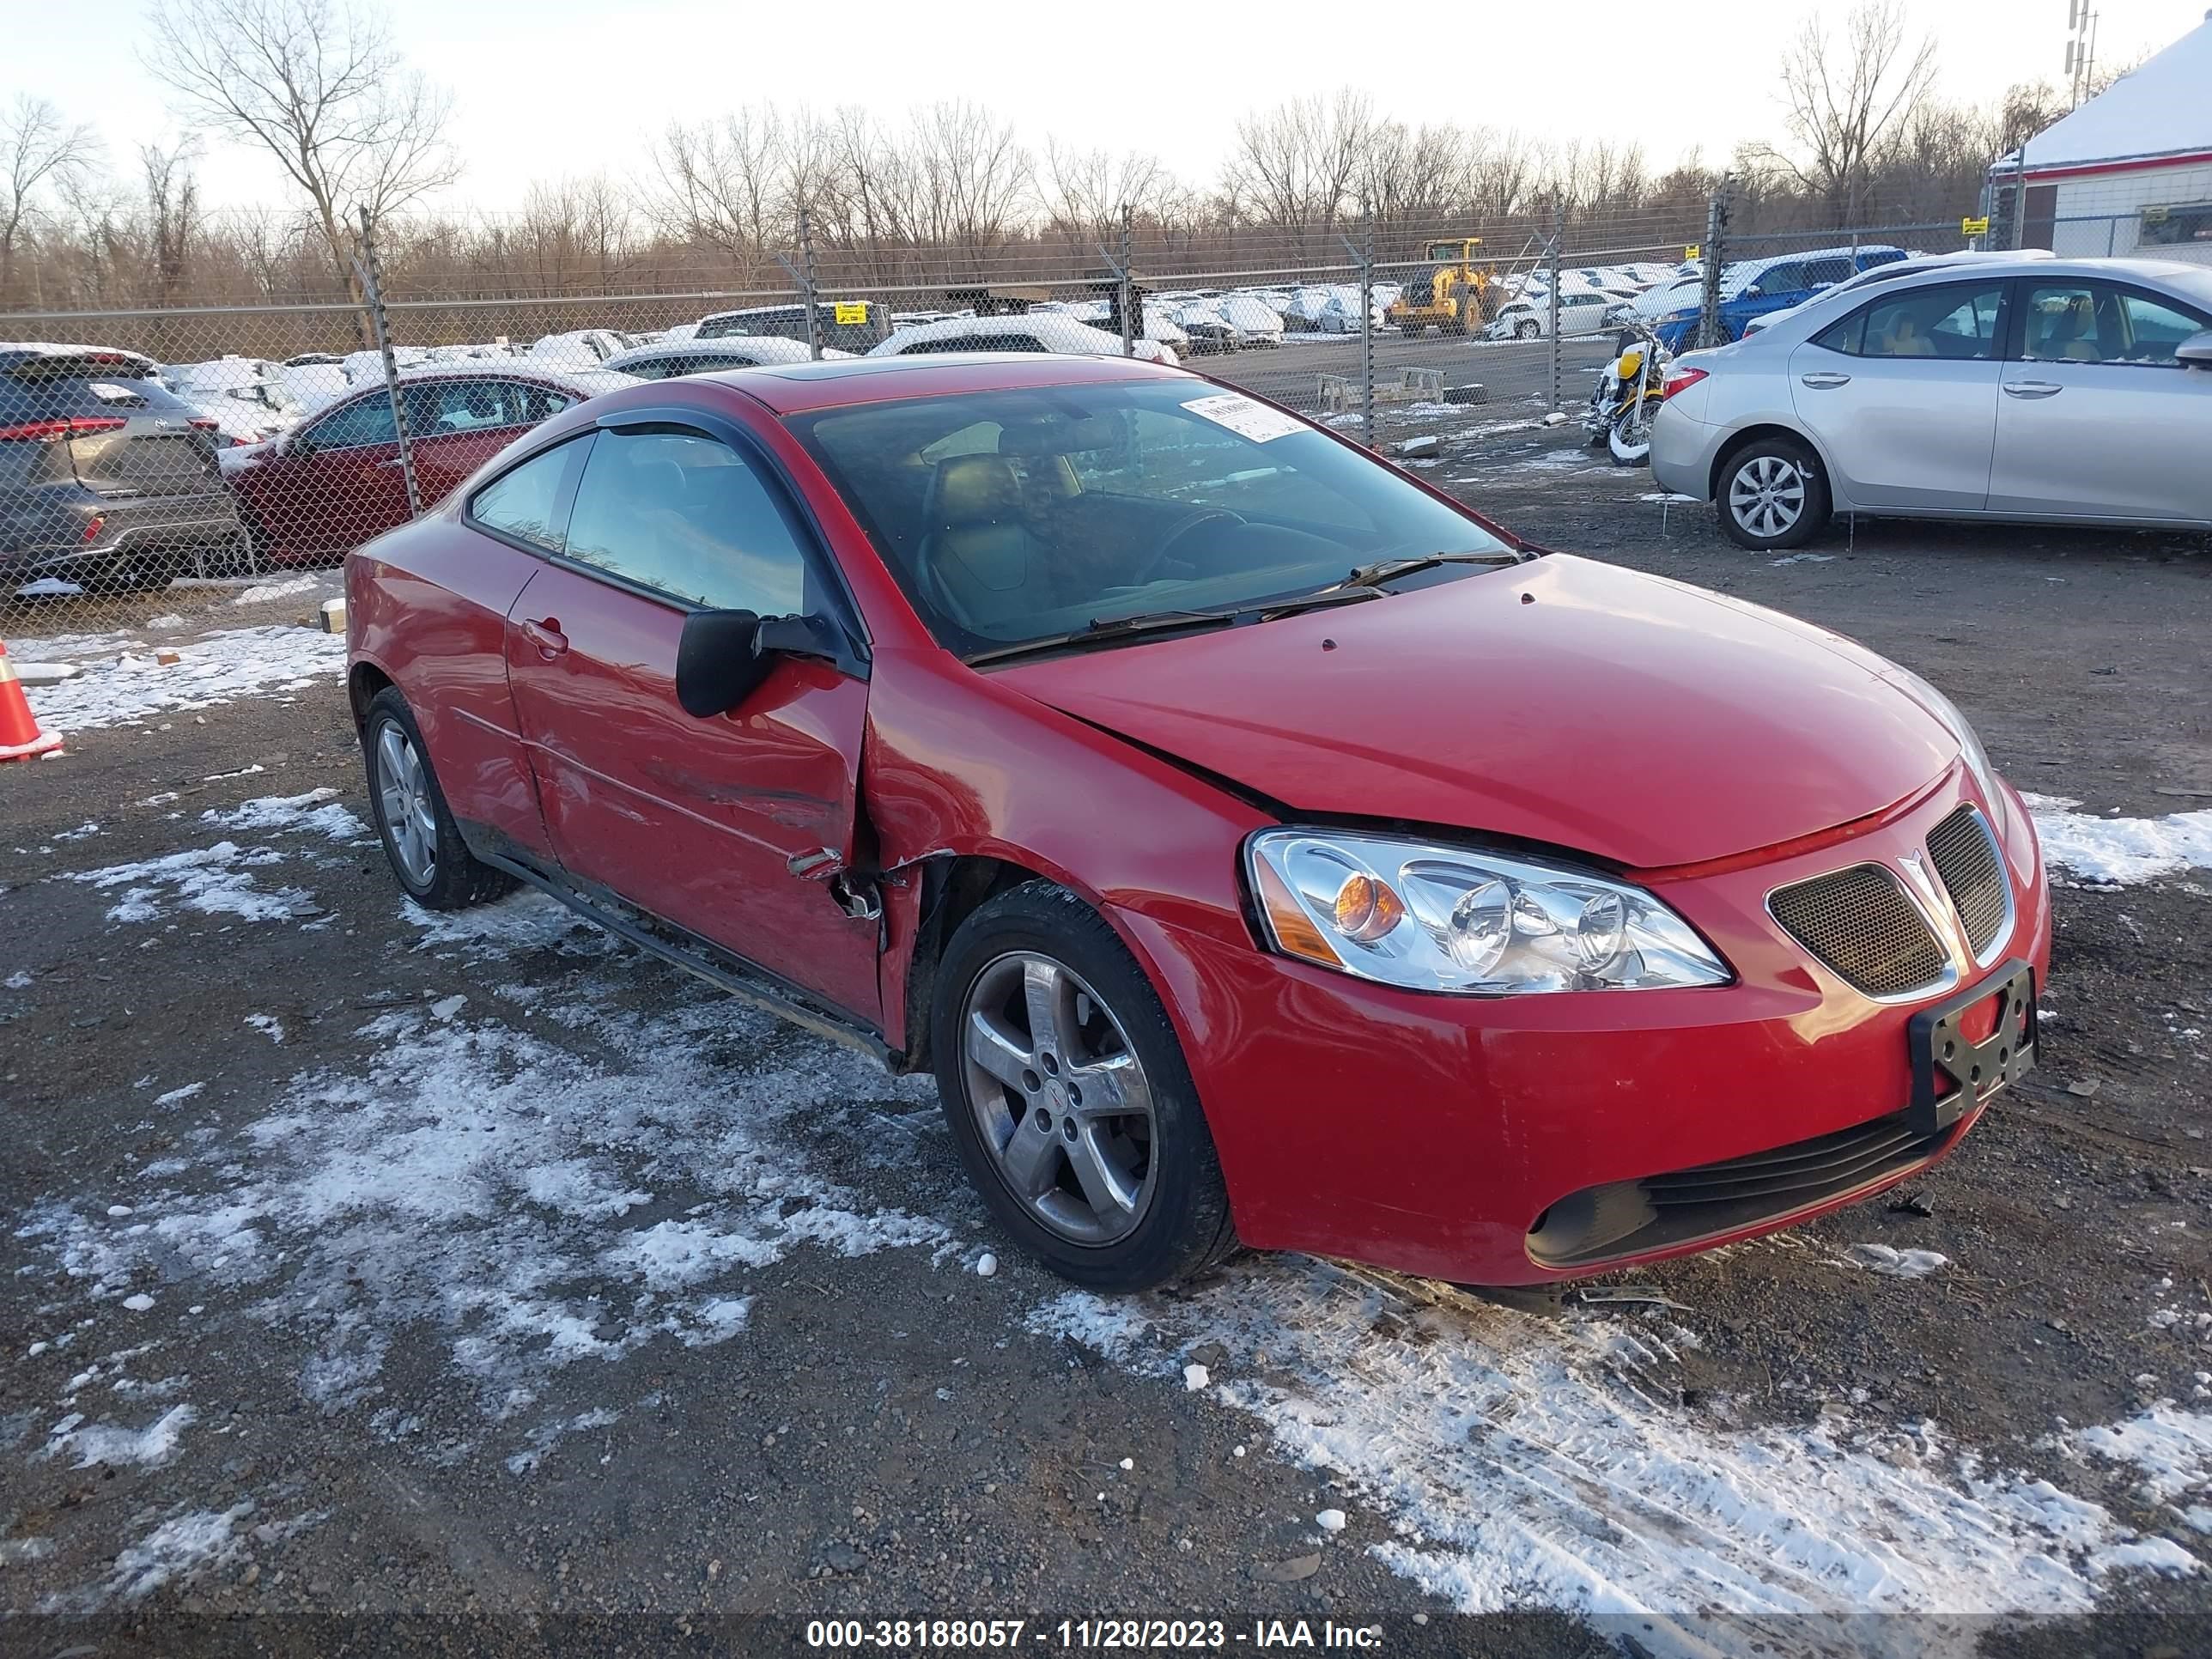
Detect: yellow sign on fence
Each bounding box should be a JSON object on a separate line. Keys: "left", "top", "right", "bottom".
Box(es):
{"left": 1684, "top": 244, "right": 1700, "bottom": 261}
{"left": 1960, "top": 216, "right": 1990, "bottom": 237}
{"left": 832, "top": 301, "right": 870, "bottom": 325}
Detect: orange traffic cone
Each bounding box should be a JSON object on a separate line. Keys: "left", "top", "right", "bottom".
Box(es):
{"left": 0, "top": 640, "right": 64, "bottom": 762}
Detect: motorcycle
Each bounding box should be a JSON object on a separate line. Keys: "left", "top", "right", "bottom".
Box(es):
{"left": 1584, "top": 325, "right": 1670, "bottom": 467}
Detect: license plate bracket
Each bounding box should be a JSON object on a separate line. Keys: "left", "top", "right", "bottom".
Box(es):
{"left": 1907, "top": 959, "right": 2037, "bottom": 1139}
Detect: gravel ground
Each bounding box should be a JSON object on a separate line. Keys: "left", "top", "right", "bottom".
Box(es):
{"left": 4, "top": 423, "right": 2212, "bottom": 1657}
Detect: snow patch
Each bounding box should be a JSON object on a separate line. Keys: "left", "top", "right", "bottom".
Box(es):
{"left": 62, "top": 842, "right": 317, "bottom": 924}
{"left": 41, "top": 1404, "right": 195, "bottom": 1468}
{"left": 203, "top": 787, "right": 369, "bottom": 843}
{"left": 1030, "top": 1260, "right": 2193, "bottom": 1648}
{"left": 1844, "top": 1243, "right": 1949, "bottom": 1279}
{"left": 2025, "top": 794, "right": 2212, "bottom": 886}
{"left": 21, "top": 623, "right": 343, "bottom": 732}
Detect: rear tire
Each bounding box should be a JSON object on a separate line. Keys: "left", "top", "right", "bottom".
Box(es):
{"left": 1716, "top": 436, "right": 1828, "bottom": 550}
{"left": 931, "top": 880, "right": 1238, "bottom": 1293}
{"left": 362, "top": 686, "right": 515, "bottom": 911}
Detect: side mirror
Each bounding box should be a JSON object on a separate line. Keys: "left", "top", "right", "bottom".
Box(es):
{"left": 675, "top": 608, "right": 839, "bottom": 718}
{"left": 1743, "top": 284, "right": 1765, "bottom": 300}
{"left": 2178, "top": 329, "right": 2212, "bottom": 369}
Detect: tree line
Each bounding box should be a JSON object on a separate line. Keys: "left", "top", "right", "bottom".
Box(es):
{"left": 2, "top": 0, "right": 2102, "bottom": 322}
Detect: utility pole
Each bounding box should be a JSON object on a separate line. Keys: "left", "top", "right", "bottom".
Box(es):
{"left": 1697, "top": 179, "right": 1732, "bottom": 351}
{"left": 2064, "top": 0, "right": 2100, "bottom": 107}
{"left": 351, "top": 207, "right": 419, "bottom": 521}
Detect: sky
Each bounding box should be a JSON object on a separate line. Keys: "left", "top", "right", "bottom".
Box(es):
{"left": 5, "top": 0, "right": 2209, "bottom": 215}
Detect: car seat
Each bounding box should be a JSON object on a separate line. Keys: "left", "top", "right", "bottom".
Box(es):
{"left": 917, "top": 453, "right": 1042, "bottom": 631}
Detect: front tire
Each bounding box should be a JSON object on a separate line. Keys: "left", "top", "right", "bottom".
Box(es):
{"left": 932, "top": 881, "right": 1237, "bottom": 1292}
{"left": 1516, "top": 319, "right": 1540, "bottom": 340}
{"left": 1608, "top": 398, "right": 1659, "bottom": 467}
{"left": 362, "top": 686, "right": 515, "bottom": 911}
{"left": 1717, "top": 436, "right": 1828, "bottom": 550}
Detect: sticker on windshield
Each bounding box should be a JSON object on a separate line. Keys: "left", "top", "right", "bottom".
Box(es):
{"left": 1181, "top": 392, "right": 1306, "bottom": 443}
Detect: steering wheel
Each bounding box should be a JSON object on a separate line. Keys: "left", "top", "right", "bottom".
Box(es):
{"left": 1133, "top": 508, "right": 1248, "bottom": 584}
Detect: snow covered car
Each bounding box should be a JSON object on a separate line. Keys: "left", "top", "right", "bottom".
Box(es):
{"left": 164, "top": 356, "right": 304, "bottom": 447}
{"left": 868, "top": 312, "right": 1178, "bottom": 364}
{"left": 1216, "top": 295, "right": 1285, "bottom": 348}
{"left": 599, "top": 337, "right": 853, "bottom": 380}
{"left": 526, "top": 330, "right": 638, "bottom": 368}
{"left": 345, "top": 351, "right": 2051, "bottom": 1292}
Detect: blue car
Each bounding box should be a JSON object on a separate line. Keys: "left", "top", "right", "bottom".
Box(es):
{"left": 1650, "top": 245, "right": 1908, "bottom": 351}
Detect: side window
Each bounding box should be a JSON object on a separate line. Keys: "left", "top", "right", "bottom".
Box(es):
{"left": 2020, "top": 283, "right": 2123, "bottom": 364}
{"left": 468, "top": 437, "right": 586, "bottom": 552}
{"left": 407, "top": 378, "right": 533, "bottom": 434}
{"left": 1812, "top": 309, "right": 1866, "bottom": 355}
{"left": 2116, "top": 290, "right": 2211, "bottom": 365}
{"left": 1856, "top": 282, "right": 2004, "bottom": 361}
{"left": 1753, "top": 264, "right": 1802, "bottom": 296}
{"left": 1801, "top": 258, "right": 1854, "bottom": 289}
{"left": 562, "top": 428, "right": 810, "bottom": 615}
{"left": 520, "top": 384, "right": 576, "bottom": 421}
{"left": 306, "top": 393, "right": 398, "bottom": 450}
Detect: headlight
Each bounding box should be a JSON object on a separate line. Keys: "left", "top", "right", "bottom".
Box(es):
{"left": 1246, "top": 829, "right": 1730, "bottom": 994}
{"left": 1881, "top": 666, "right": 1998, "bottom": 805}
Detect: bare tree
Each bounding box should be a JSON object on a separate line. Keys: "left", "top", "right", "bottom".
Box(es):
{"left": 1757, "top": 0, "right": 1937, "bottom": 228}
{"left": 140, "top": 0, "right": 459, "bottom": 314}
{"left": 2, "top": 94, "right": 102, "bottom": 304}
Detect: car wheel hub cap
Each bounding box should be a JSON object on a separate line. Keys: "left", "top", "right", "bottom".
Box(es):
{"left": 374, "top": 723, "right": 437, "bottom": 887}
{"left": 1730, "top": 456, "right": 1806, "bottom": 538}
{"left": 961, "top": 951, "right": 1158, "bottom": 1247}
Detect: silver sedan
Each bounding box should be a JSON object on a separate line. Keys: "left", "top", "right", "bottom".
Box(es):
{"left": 1649, "top": 255, "right": 2212, "bottom": 550}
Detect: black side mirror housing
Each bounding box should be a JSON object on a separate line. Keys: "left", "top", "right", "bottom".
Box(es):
{"left": 675, "top": 609, "right": 841, "bottom": 719}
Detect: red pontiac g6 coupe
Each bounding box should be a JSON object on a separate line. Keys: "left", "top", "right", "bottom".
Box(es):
{"left": 345, "top": 353, "right": 2051, "bottom": 1292}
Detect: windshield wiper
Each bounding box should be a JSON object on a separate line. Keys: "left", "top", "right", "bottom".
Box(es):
{"left": 1334, "top": 550, "right": 1526, "bottom": 590}
{"left": 964, "top": 608, "right": 1243, "bottom": 667}
{"left": 963, "top": 591, "right": 1382, "bottom": 669}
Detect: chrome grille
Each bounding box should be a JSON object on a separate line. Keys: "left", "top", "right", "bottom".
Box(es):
{"left": 1769, "top": 864, "right": 1947, "bottom": 998}
{"left": 1926, "top": 805, "right": 2008, "bottom": 958}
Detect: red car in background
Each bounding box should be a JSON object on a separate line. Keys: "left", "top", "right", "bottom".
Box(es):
{"left": 227, "top": 366, "right": 635, "bottom": 564}
{"left": 345, "top": 353, "right": 2051, "bottom": 1293}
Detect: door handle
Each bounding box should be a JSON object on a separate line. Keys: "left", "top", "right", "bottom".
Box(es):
{"left": 377, "top": 457, "right": 410, "bottom": 469}
{"left": 2003, "top": 381, "right": 2063, "bottom": 399}
{"left": 520, "top": 617, "right": 568, "bottom": 659}
{"left": 1799, "top": 372, "right": 1851, "bottom": 389}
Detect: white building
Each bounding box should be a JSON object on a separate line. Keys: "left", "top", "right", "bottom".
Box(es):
{"left": 1993, "top": 13, "right": 2212, "bottom": 261}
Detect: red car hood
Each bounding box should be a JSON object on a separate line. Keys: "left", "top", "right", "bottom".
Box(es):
{"left": 994, "top": 554, "right": 1957, "bottom": 870}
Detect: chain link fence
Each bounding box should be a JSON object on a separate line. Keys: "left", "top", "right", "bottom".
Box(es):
{"left": 1, "top": 198, "right": 2186, "bottom": 610}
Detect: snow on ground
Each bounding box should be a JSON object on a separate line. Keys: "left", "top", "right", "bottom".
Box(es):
{"left": 22, "top": 806, "right": 2212, "bottom": 1628}
{"left": 202, "top": 787, "right": 369, "bottom": 843}
{"left": 1032, "top": 1263, "right": 2203, "bottom": 1656}
{"left": 61, "top": 842, "right": 318, "bottom": 925}
{"left": 15, "top": 880, "right": 948, "bottom": 1486}
{"left": 231, "top": 575, "right": 325, "bottom": 606}
{"left": 20, "top": 623, "right": 343, "bottom": 733}
{"left": 2026, "top": 794, "right": 2212, "bottom": 886}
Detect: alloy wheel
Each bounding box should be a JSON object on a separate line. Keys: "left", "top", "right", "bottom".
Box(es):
{"left": 374, "top": 721, "right": 438, "bottom": 888}
{"left": 960, "top": 951, "right": 1158, "bottom": 1246}
{"left": 1729, "top": 454, "right": 1807, "bottom": 539}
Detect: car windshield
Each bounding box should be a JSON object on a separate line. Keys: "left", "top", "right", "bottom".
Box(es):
{"left": 786, "top": 379, "right": 1511, "bottom": 656}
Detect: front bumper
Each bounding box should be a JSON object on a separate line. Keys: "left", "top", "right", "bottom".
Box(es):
{"left": 1116, "top": 769, "right": 2051, "bottom": 1285}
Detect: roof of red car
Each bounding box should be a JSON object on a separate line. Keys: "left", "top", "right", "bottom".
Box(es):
{"left": 707, "top": 350, "right": 1189, "bottom": 416}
